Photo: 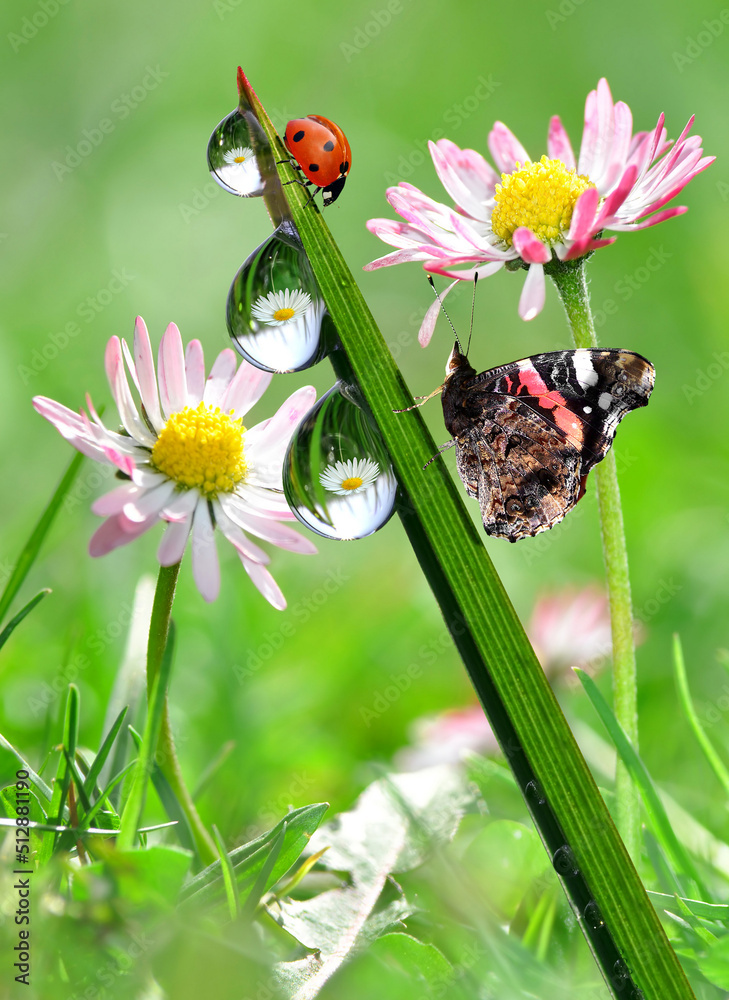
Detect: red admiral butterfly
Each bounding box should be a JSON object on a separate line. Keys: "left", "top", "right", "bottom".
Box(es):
{"left": 440, "top": 344, "right": 655, "bottom": 542}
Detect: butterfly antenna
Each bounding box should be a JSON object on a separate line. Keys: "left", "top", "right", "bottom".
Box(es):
{"left": 466, "top": 274, "right": 478, "bottom": 356}
{"left": 427, "top": 275, "right": 462, "bottom": 352}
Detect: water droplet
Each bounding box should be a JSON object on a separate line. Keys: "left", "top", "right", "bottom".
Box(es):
{"left": 583, "top": 900, "right": 604, "bottom": 930}
{"left": 612, "top": 958, "right": 630, "bottom": 988}
{"left": 207, "top": 108, "right": 271, "bottom": 197}
{"left": 552, "top": 844, "right": 579, "bottom": 877}
{"left": 524, "top": 779, "right": 546, "bottom": 807}
{"left": 227, "top": 223, "right": 335, "bottom": 373}
{"left": 283, "top": 383, "right": 398, "bottom": 540}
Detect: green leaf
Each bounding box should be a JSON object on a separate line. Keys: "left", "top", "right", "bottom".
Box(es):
{"left": 648, "top": 892, "right": 729, "bottom": 924}
{"left": 576, "top": 668, "right": 706, "bottom": 898}
{"left": 180, "top": 802, "right": 328, "bottom": 910}
{"left": 212, "top": 823, "right": 241, "bottom": 921}
{"left": 70, "top": 844, "right": 191, "bottom": 908}
{"left": 0, "top": 589, "right": 50, "bottom": 652}
{"left": 370, "top": 933, "right": 454, "bottom": 988}
{"left": 0, "top": 731, "right": 53, "bottom": 802}
{"left": 696, "top": 934, "right": 729, "bottom": 990}
{"left": 239, "top": 70, "right": 697, "bottom": 1000}
{"left": 38, "top": 683, "right": 80, "bottom": 862}
{"left": 0, "top": 451, "right": 83, "bottom": 624}
{"left": 463, "top": 820, "right": 551, "bottom": 921}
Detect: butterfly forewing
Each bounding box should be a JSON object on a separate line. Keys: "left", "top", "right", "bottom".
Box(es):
{"left": 442, "top": 347, "right": 655, "bottom": 542}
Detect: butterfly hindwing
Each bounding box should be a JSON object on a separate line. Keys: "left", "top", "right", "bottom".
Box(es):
{"left": 441, "top": 346, "right": 654, "bottom": 542}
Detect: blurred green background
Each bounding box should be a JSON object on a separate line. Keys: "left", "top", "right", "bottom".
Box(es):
{"left": 1, "top": 0, "right": 728, "bottom": 975}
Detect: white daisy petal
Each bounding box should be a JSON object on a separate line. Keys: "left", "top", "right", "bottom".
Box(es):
{"left": 250, "top": 288, "right": 312, "bottom": 327}
{"left": 320, "top": 457, "right": 381, "bottom": 496}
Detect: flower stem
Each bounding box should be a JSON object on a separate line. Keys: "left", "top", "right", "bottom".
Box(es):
{"left": 550, "top": 260, "right": 640, "bottom": 861}
{"left": 148, "top": 563, "right": 217, "bottom": 865}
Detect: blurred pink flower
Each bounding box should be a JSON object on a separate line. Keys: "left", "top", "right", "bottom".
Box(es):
{"left": 395, "top": 704, "right": 499, "bottom": 771}
{"left": 33, "top": 318, "right": 317, "bottom": 606}
{"left": 365, "top": 78, "right": 713, "bottom": 334}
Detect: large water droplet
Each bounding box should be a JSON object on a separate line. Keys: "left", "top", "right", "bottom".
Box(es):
{"left": 207, "top": 108, "right": 271, "bottom": 197}
{"left": 552, "top": 844, "right": 579, "bottom": 878}
{"left": 283, "top": 384, "right": 398, "bottom": 540}
{"left": 227, "top": 223, "right": 335, "bottom": 373}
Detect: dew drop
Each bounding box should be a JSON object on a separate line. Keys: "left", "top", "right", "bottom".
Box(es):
{"left": 207, "top": 108, "right": 271, "bottom": 197}
{"left": 552, "top": 844, "right": 579, "bottom": 877}
{"left": 583, "top": 899, "right": 604, "bottom": 930}
{"left": 524, "top": 779, "right": 546, "bottom": 807}
{"left": 283, "top": 384, "right": 398, "bottom": 540}
{"left": 227, "top": 223, "right": 335, "bottom": 373}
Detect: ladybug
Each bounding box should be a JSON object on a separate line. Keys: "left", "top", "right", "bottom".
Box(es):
{"left": 283, "top": 115, "right": 351, "bottom": 207}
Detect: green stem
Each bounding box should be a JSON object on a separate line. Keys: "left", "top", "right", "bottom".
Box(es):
{"left": 120, "top": 562, "right": 216, "bottom": 863}
{"left": 550, "top": 260, "right": 640, "bottom": 861}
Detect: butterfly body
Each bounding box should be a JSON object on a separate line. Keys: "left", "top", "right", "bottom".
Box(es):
{"left": 441, "top": 345, "right": 655, "bottom": 542}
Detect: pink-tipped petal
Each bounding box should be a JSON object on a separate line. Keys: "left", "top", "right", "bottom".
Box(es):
{"left": 191, "top": 501, "right": 220, "bottom": 602}
{"left": 106, "top": 337, "right": 154, "bottom": 445}
{"left": 222, "top": 359, "right": 273, "bottom": 418}
{"left": 214, "top": 504, "right": 270, "bottom": 563}
{"left": 91, "top": 482, "right": 140, "bottom": 516}
{"left": 219, "top": 498, "right": 317, "bottom": 554}
{"left": 158, "top": 516, "right": 193, "bottom": 566}
{"left": 567, "top": 187, "right": 600, "bottom": 242}
{"left": 241, "top": 557, "right": 286, "bottom": 611}
{"left": 512, "top": 228, "right": 551, "bottom": 265}
{"left": 488, "top": 122, "right": 530, "bottom": 173}
{"left": 89, "top": 513, "right": 156, "bottom": 556}
{"left": 203, "top": 349, "right": 238, "bottom": 408}
{"left": 133, "top": 317, "right": 164, "bottom": 432}
{"left": 547, "top": 116, "right": 576, "bottom": 171}
{"left": 518, "top": 264, "right": 546, "bottom": 322}
{"left": 418, "top": 280, "right": 458, "bottom": 347}
{"left": 158, "top": 322, "right": 187, "bottom": 416}
{"left": 184, "top": 339, "right": 205, "bottom": 406}
{"left": 246, "top": 385, "right": 317, "bottom": 459}
{"left": 428, "top": 140, "right": 495, "bottom": 220}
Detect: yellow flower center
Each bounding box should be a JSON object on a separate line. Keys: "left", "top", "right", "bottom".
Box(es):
{"left": 150, "top": 402, "right": 247, "bottom": 497}
{"left": 273, "top": 307, "right": 296, "bottom": 322}
{"left": 234, "top": 154, "right": 248, "bottom": 163}
{"left": 340, "top": 477, "right": 363, "bottom": 491}
{"left": 490, "top": 156, "right": 595, "bottom": 247}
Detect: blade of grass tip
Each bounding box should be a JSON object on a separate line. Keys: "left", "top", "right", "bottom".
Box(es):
{"left": 241, "top": 822, "right": 286, "bottom": 921}
{"left": 117, "top": 624, "right": 176, "bottom": 850}
{"left": 0, "top": 590, "right": 51, "bottom": 654}
{"left": 671, "top": 895, "right": 718, "bottom": 945}
{"left": 125, "top": 720, "right": 194, "bottom": 853}
{"left": 213, "top": 824, "right": 241, "bottom": 921}
{"left": 648, "top": 892, "right": 729, "bottom": 923}
{"left": 82, "top": 706, "right": 129, "bottom": 800}
{"left": 576, "top": 668, "right": 707, "bottom": 898}
{"left": 673, "top": 634, "right": 729, "bottom": 799}
{"left": 274, "top": 846, "right": 330, "bottom": 900}
{"left": 83, "top": 761, "right": 136, "bottom": 828}
{"left": 0, "top": 452, "right": 83, "bottom": 624}
{"left": 0, "top": 732, "right": 53, "bottom": 802}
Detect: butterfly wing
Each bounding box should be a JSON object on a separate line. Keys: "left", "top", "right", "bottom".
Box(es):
{"left": 442, "top": 348, "right": 654, "bottom": 541}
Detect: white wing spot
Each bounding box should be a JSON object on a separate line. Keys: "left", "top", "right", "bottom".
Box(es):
{"left": 573, "top": 354, "right": 599, "bottom": 390}
{"left": 583, "top": 405, "right": 592, "bottom": 414}
{"left": 598, "top": 392, "right": 612, "bottom": 410}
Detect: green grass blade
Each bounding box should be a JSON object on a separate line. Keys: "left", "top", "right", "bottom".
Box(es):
{"left": 212, "top": 824, "right": 241, "bottom": 921}
{"left": 0, "top": 589, "right": 51, "bottom": 652}
{"left": 82, "top": 706, "right": 129, "bottom": 799}
{"left": 239, "top": 69, "right": 698, "bottom": 1000}
{"left": 576, "top": 668, "right": 707, "bottom": 898}
{"left": 240, "top": 822, "right": 285, "bottom": 921}
{"left": 0, "top": 732, "right": 53, "bottom": 802}
{"left": 673, "top": 634, "right": 729, "bottom": 799}
{"left": 0, "top": 452, "right": 83, "bottom": 623}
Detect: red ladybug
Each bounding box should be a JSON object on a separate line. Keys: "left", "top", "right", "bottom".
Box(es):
{"left": 283, "top": 116, "right": 351, "bottom": 207}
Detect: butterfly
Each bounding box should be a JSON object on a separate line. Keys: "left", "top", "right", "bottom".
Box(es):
{"left": 439, "top": 343, "right": 655, "bottom": 542}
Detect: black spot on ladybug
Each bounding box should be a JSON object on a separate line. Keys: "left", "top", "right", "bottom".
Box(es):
{"left": 323, "top": 140, "right": 335, "bottom": 151}
{"left": 308, "top": 163, "right": 320, "bottom": 173}
{"left": 341, "top": 161, "right": 349, "bottom": 173}
{"left": 292, "top": 130, "right": 305, "bottom": 142}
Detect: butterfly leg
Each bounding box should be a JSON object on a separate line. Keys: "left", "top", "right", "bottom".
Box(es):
{"left": 423, "top": 440, "right": 455, "bottom": 470}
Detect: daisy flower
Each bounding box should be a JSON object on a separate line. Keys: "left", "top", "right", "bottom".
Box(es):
{"left": 250, "top": 288, "right": 312, "bottom": 326}
{"left": 223, "top": 145, "right": 255, "bottom": 167}
{"left": 32, "top": 318, "right": 318, "bottom": 607}
{"left": 215, "top": 144, "right": 262, "bottom": 197}
{"left": 319, "top": 457, "right": 380, "bottom": 495}
{"left": 365, "top": 78, "right": 713, "bottom": 336}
